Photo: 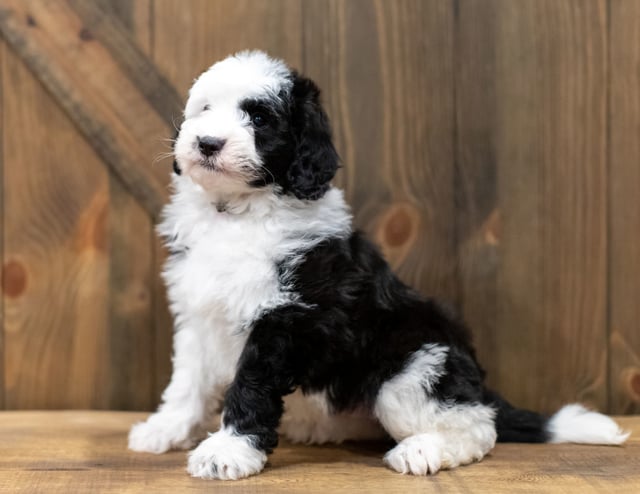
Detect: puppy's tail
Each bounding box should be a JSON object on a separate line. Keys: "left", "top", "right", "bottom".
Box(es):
{"left": 482, "top": 389, "right": 630, "bottom": 445}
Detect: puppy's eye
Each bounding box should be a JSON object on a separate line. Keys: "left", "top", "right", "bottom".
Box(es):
{"left": 251, "top": 112, "right": 268, "bottom": 127}
{"left": 203, "top": 104, "right": 211, "bottom": 111}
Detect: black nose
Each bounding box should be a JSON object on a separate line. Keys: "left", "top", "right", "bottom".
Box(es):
{"left": 198, "top": 136, "right": 226, "bottom": 156}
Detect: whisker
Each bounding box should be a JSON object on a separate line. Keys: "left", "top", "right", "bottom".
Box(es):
{"left": 254, "top": 162, "right": 276, "bottom": 184}
{"left": 171, "top": 116, "right": 182, "bottom": 133}
{"left": 153, "top": 151, "right": 176, "bottom": 164}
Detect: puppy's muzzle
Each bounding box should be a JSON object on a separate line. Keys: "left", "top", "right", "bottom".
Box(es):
{"left": 198, "top": 136, "right": 226, "bottom": 157}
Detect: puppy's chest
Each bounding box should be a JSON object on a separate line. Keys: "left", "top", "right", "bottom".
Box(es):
{"left": 165, "top": 214, "right": 289, "bottom": 324}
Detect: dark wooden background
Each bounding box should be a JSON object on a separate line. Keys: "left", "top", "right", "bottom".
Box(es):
{"left": 0, "top": 0, "right": 638, "bottom": 415}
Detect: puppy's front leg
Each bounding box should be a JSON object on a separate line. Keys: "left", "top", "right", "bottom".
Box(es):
{"left": 187, "top": 310, "right": 300, "bottom": 480}
{"left": 129, "top": 326, "right": 218, "bottom": 453}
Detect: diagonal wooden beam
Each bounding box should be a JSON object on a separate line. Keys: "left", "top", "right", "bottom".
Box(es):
{"left": 68, "top": 0, "right": 183, "bottom": 127}
{"left": 0, "top": 0, "right": 179, "bottom": 218}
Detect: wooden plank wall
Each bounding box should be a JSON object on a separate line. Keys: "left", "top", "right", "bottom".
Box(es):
{"left": 609, "top": 0, "right": 640, "bottom": 414}
{"left": 470, "top": 0, "right": 609, "bottom": 413}
{"left": 0, "top": 0, "right": 638, "bottom": 415}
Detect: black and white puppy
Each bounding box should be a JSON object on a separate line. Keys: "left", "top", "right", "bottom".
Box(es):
{"left": 129, "top": 51, "right": 628, "bottom": 480}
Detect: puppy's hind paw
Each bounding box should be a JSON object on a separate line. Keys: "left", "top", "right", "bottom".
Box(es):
{"left": 383, "top": 433, "right": 445, "bottom": 475}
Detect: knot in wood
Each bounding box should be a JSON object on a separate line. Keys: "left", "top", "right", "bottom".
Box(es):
{"left": 3, "top": 260, "right": 28, "bottom": 298}
{"left": 382, "top": 203, "right": 418, "bottom": 249}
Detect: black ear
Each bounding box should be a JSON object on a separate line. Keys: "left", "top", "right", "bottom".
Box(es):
{"left": 287, "top": 74, "right": 339, "bottom": 200}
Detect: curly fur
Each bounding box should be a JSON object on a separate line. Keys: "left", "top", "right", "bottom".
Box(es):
{"left": 129, "top": 51, "right": 629, "bottom": 480}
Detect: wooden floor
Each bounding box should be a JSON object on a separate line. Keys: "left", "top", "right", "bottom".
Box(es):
{"left": 0, "top": 412, "right": 638, "bottom": 493}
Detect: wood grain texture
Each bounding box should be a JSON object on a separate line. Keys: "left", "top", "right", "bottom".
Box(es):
{"left": 153, "top": 0, "right": 303, "bottom": 94}
{"left": 69, "top": 0, "right": 182, "bottom": 126}
{"left": 2, "top": 48, "right": 111, "bottom": 408}
{"left": 0, "top": 0, "right": 171, "bottom": 217}
{"left": 455, "top": 0, "right": 500, "bottom": 388}
{"left": 128, "top": 0, "right": 174, "bottom": 405}
{"left": 152, "top": 236, "right": 172, "bottom": 404}
{"left": 492, "top": 0, "right": 608, "bottom": 413}
{"left": 1, "top": 0, "right": 163, "bottom": 410}
{"left": 94, "top": 0, "right": 152, "bottom": 54}
{"left": 0, "top": 0, "right": 638, "bottom": 414}
{"left": 303, "top": 0, "right": 458, "bottom": 301}
{"left": 0, "top": 411, "right": 638, "bottom": 493}
{"left": 107, "top": 177, "right": 154, "bottom": 410}
{"left": 97, "top": 0, "right": 158, "bottom": 412}
{"left": 609, "top": 0, "right": 640, "bottom": 414}
{"left": 95, "top": 0, "right": 165, "bottom": 410}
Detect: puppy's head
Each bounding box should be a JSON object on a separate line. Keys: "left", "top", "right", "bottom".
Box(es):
{"left": 174, "top": 51, "right": 338, "bottom": 200}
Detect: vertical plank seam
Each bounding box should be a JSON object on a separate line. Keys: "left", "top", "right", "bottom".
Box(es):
{"left": 299, "top": 0, "right": 306, "bottom": 72}
{"left": 0, "top": 41, "right": 5, "bottom": 409}
{"left": 605, "top": 0, "right": 612, "bottom": 414}
{"left": 451, "top": 0, "right": 463, "bottom": 312}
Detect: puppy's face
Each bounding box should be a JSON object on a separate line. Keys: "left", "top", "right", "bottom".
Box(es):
{"left": 174, "top": 51, "right": 338, "bottom": 200}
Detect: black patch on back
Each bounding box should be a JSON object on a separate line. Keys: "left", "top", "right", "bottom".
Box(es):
{"left": 222, "top": 231, "right": 551, "bottom": 451}
{"left": 227, "top": 232, "right": 480, "bottom": 415}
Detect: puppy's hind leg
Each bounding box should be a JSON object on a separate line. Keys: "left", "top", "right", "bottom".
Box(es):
{"left": 374, "top": 344, "right": 497, "bottom": 475}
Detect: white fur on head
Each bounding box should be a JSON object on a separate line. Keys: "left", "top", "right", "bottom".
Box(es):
{"left": 175, "top": 51, "right": 292, "bottom": 197}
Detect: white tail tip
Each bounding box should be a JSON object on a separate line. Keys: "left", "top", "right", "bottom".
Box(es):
{"left": 547, "top": 404, "right": 630, "bottom": 445}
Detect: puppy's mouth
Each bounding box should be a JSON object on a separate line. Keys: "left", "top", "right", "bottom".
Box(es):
{"left": 196, "top": 155, "right": 240, "bottom": 177}
{"left": 193, "top": 156, "right": 258, "bottom": 182}
{"left": 198, "top": 156, "right": 223, "bottom": 172}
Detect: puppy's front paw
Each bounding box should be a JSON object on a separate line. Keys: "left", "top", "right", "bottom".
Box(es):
{"left": 128, "top": 413, "right": 202, "bottom": 454}
{"left": 187, "top": 428, "right": 267, "bottom": 480}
